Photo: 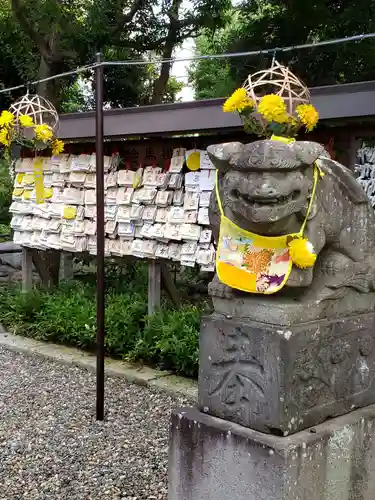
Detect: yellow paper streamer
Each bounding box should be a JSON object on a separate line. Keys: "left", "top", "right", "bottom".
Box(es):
{"left": 33, "top": 157, "right": 44, "bottom": 204}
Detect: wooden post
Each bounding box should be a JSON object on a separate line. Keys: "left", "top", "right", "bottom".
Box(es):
{"left": 95, "top": 51, "right": 105, "bottom": 421}
{"left": 160, "top": 262, "right": 181, "bottom": 309}
{"left": 148, "top": 261, "right": 161, "bottom": 315}
{"left": 30, "top": 249, "right": 53, "bottom": 289}
{"left": 46, "top": 250, "right": 61, "bottom": 287}
{"left": 60, "top": 252, "right": 74, "bottom": 281}
{"left": 21, "top": 247, "right": 33, "bottom": 292}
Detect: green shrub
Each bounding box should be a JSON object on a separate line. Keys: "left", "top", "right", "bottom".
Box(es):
{"left": 35, "top": 282, "right": 96, "bottom": 347}
{"left": 105, "top": 291, "right": 148, "bottom": 356}
{"left": 0, "top": 281, "right": 201, "bottom": 377}
{"left": 0, "top": 157, "right": 12, "bottom": 226}
{"left": 0, "top": 223, "right": 10, "bottom": 235}
{"left": 0, "top": 285, "right": 45, "bottom": 335}
{"left": 74, "top": 259, "right": 149, "bottom": 296}
{"left": 0, "top": 282, "right": 96, "bottom": 345}
{"left": 127, "top": 306, "right": 201, "bottom": 377}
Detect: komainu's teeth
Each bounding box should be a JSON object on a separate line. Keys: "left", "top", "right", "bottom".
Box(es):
{"left": 237, "top": 190, "right": 298, "bottom": 207}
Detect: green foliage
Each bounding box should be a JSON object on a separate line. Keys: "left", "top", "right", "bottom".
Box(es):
{"left": 188, "top": 10, "right": 240, "bottom": 99}
{"left": 105, "top": 291, "right": 148, "bottom": 356}
{"left": 0, "top": 282, "right": 95, "bottom": 342}
{"left": 59, "top": 80, "right": 93, "bottom": 113}
{"left": 190, "top": 0, "right": 375, "bottom": 98}
{"left": 0, "top": 157, "right": 12, "bottom": 226}
{"left": 163, "top": 77, "right": 184, "bottom": 103}
{"left": 127, "top": 306, "right": 201, "bottom": 377}
{"left": 35, "top": 282, "right": 96, "bottom": 347}
{"left": 0, "top": 280, "right": 201, "bottom": 377}
{"left": 0, "top": 0, "right": 229, "bottom": 109}
{"left": 0, "top": 0, "right": 39, "bottom": 110}
{"left": 75, "top": 259, "right": 149, "bottom": 295}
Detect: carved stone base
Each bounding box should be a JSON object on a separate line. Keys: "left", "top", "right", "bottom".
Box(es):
{"left": 169, "top": 406, "right": 375, "bottom": 500}
{"left": 212, "top": 291, "right": 375, "bottom": 326}
{"left": 199, "top": 312, "right": 375, "bottom": 434}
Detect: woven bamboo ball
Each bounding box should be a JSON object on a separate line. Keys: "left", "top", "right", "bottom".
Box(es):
{"left": 243, "top": 59, "right": 311, "bottom": 115}
{"left": 9, "top": 93, "right": 59, "bottom": 131}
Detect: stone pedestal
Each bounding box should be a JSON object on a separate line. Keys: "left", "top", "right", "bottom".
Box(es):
{"left": 168, "top": 405, "right": 375, "bottom": 500}
{"left": 198, "top": 312, "right": 375, "bottom": 434}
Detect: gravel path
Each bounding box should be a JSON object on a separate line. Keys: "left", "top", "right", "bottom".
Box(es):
{"left": 0, "top": 347, "right": 189, "bottom": 500}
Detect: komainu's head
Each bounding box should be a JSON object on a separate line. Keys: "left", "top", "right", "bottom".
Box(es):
{"left": 208, "top": 139, "right": 326, "bottom": 225}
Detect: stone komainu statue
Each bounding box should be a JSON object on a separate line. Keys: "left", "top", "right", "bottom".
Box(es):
{"left": 207, "top": 139, "right": 375, "bottom": 320}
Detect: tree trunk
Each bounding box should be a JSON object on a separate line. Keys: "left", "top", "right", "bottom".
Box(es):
{"left": 37, "top": 55, "right": 50, "bottom": 98}
{"left": 36, "top": 32, "right": 61, "bottom": 287}
{"left": 151, "top": 0, "right": 182, "bottom": 105}
{"left": 37, "top": 31, "right": 60, "bottom": 106}
{"left": 11, "top": 0, "right": 59, "bottom": 105}
{"left": 151, "top": 44, "right": 175, "bottom": 105}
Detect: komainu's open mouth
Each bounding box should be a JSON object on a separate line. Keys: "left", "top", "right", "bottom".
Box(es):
{"left": 232, "top": 189, "right": 301, "bottom": 206}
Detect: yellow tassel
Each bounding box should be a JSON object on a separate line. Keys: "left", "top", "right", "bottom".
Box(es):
{"left": 288, "top": 237, "right": 316, "bottom": 269}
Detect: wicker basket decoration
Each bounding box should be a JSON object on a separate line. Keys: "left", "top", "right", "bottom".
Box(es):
{"left": 0, "top": 92, "right": 64, "bottom": 160}
{"left": 0, "top": 93, "right": 64, "bottom": 203}
{"left": 10, "top": 93, "right": 59, "bottom": 132}
{"left": 223, "top": 59, "right": 319, "bottom": 138}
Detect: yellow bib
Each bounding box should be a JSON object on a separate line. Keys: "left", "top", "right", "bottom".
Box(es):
{"left": 215, "top": 150, "right": 320, "bottom": 295}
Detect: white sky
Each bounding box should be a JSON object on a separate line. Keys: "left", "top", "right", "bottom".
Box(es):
{"left": 171, "top": 38, "right": 195, "bottom": 101}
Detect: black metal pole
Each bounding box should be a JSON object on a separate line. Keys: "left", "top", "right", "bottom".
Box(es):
{"left": 95, "top": 52, "right": 105, "bottom": 421}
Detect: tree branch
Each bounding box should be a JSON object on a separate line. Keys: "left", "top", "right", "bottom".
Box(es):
{"left": 177, "top": 15, "right": 201, "bottom": 29}
{"left": 110, "top": 0, "right": 146, "bottom": 38}
{"left": 122, "top": 37, "right": 169, "bottom": 51}
{"left": 11, "top": 0, "right": 51, "bottom": 61}
{"left": 151, "top": 0, "right": 182, "bottom": 104}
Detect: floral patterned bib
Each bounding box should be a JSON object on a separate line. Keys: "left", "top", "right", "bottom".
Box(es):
{"left": 215, "top": 165, "right": 319, "bottom": 295}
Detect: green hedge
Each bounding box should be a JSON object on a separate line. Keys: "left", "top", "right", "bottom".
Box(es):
{"left": 0, "top": 157, "right": 12, "bottom": 227}
{"left": 0, "top": 281, "right": 201, "bottom": 377}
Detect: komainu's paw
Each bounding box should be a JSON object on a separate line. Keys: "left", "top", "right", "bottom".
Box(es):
{"left": 208, "top": 275, "right": 234, "bottom": 299}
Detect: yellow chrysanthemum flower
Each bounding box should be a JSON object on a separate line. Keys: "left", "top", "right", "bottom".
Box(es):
{"left": 223, "top": 88, "right": 254, "bottom": 113}
{"left": 35, "top": 123, "right": 53, "bottom": 142}
{"left": 52, "top": 139, "right": 64, "bottom": 156}
{"left": 296, "top": 104, "right": 319, "bottom": 132}
{"left": 19, "top": 115, "right": 34, "bottom": 127}
{"left": 258, "top": 94, "right": 289, "bottom": 124}
{"left": 0, "top": 110, "right": 14, "bottom": 128}
{"left": 0, "top": 127, "right": 10, "bottom": 146}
